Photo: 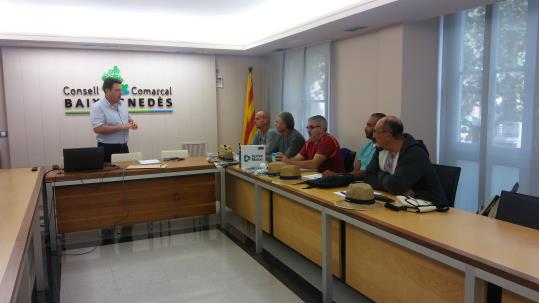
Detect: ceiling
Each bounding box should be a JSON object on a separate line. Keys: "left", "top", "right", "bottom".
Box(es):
{"left": 0, "top": 0, "right": 500, "bottom": 55}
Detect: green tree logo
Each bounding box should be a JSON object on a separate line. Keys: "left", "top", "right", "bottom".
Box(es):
{"left": 101, "top": 66, "right": 129, "bottom": 94}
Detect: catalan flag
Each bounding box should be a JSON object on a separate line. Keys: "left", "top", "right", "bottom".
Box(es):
{"left": 242, "top": 67, "right": 256, "bottom": 144}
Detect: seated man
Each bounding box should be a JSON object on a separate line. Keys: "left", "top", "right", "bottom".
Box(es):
{"left": 251, "top": 110, "right": 279, "bottom": 159}
{"left": 324, "top": 112, "right": 385, "bottom": 177}
{"left": 362, "top": 116, "right": 447, "bottom": 205}
{"left": 278, "top": 115, "right": 344, "bottom": 173}
{"left": 267, "top": 112, "right": 305, "bottom": 161}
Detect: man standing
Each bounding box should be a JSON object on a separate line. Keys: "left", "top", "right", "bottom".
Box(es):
{"left": 278, "top": 115, "right": 344, "bottom": 173}
{"left": 91, "top": 69, "right": 138, "bottom": 163}
{"left": 251, "top": 111, "right": 279, "bottom": 160}
{"left": 363, "top": 116, "right": 447, "bottom": 205}
{"left": 90, "top": 67, "right": 138, "bottom": 243}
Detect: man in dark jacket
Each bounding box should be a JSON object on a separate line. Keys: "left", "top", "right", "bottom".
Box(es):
{"left": 362, "top": 116, "right": 448, "bottom": 205}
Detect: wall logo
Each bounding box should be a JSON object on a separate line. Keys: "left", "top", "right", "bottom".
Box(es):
{"left": 121, "top": 84, "right": 129, "bottom": 95}
{"left": 64, "top": 66, "right": 174, "bottom": 115}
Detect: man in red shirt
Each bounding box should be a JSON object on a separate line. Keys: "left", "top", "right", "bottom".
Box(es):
{"left": 277, "top": 115, "right": 345, "bottom": 173}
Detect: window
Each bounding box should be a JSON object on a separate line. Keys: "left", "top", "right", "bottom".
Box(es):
{"left": 282, "top": 42, "right": 331, "bottom": 137}
{"left": 439, "top": 0, "right": 539, "bottom": 212}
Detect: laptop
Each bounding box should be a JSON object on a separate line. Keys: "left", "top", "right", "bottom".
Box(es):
{"left": 63, "top": 147, "right": 104, "bottom": 172}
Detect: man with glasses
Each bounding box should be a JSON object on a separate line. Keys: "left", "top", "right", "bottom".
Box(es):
{"left": 277, "top": 115, "right": 344, "bottom": 173}
{"left": 362, "top": 116, "right": 447, "bottom": 205}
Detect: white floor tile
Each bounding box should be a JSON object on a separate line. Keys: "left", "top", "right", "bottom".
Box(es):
{"left": 60, "top": 230, "right": 302, "bottom": 303}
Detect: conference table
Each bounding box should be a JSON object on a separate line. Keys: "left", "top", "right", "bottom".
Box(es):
{"left": 44, "top": 156, "right": 225, "bottom": 252}
{"left": 35, "top": 157, "right": 539, "bottom": 303}
{"left": 224, "top": 165, "right": 539, "bottom": 303}
{"left": 0, "top": 168, "right": 46, "bottom": 303}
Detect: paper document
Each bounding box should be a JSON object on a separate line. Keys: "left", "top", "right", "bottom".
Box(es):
{"left": 126, "top": 164, "right": 167, "bottom": 169}
{"left": 334, "top": 190, "right": 383, "bottom": 197}
{"left": 303, "top": 173, "right": 322, "bottom": 180}
{"left": 138, "top": 159, "right": 160, "bottom": 165}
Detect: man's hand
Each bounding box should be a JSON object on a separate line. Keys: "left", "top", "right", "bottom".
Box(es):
{"left": 129, "top": 121, "right": 138, "bottom": 130}
{"left": 276, "top": 152, "right": 289, "bottom": 163}
{"left": 404, "top": 189, "right": 415, "bottom": 197}
{"left": 322, "top": 170, "right": 336, "bottom": 177}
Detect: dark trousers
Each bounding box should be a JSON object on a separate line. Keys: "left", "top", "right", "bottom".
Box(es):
{"left": 97, "top": 142, "right": 131, "bottom": 243}
{"left": 98, "top": 142, "right": 129, "bottom": 163}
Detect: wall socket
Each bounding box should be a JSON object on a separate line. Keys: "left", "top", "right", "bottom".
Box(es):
{"left": 0, "top": 131, "right": 7, "bottom": 138}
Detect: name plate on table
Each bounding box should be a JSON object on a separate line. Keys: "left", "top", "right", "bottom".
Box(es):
{"left": 240, "top": 145, "right": 265, "bottom": 171}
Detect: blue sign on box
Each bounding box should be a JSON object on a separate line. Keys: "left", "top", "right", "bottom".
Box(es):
{"left": 240, "top": 145, "right": 265, "bottom": 171}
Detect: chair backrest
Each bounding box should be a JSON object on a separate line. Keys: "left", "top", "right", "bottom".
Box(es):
{"left": 341, "top": 148, "right": 356, "bottom": 173}
{"left": 432, "top": 164, "right": 461, "bottom": 207}
{"left": 111, "top": 152, "right": 143, "bottom": 163}
{"left": 181, "top": 142, "right": 207, "bottom": 157}
{"left": 496, "top": 191, "right": 539, "bottom": 230}
{"left": 160, "top": 150, "right": 189, "bottom": 160}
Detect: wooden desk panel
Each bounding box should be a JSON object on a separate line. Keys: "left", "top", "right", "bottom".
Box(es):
{"left": 0, "top": 168, "right": 44, "bottom": 303}
{"left": 346, "top": 223, "right": 466, "bottom": 303}
{"left": 56, "top": 174, "right": 215, "bottom": 233}
{"left": 226, "top": 174, "right": 271, "bottom": 233}
{"left": 273, "top": 193, "right": 342, "bottom": 278}
{"left": 45, "top": 156, "right": 215, "bottom": 182}
{"left": 226, "top": 166, "right": 539, "bottom": 297}
{"left": 502, "top": 290, "right": 536, "bottom": 303}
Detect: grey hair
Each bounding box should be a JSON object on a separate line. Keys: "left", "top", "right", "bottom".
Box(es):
{"left": 278, "top": 112, "right": 295, "bottom": 130}
{"left": 382, "top": 117, "right": 404, "bottom": 138}
{"left": 308, "top": 115, "right": 327, "bottom": 131}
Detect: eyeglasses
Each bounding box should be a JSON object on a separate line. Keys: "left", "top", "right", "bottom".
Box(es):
{"left": 306, "top": 125, "right": 320, "bottom": 130}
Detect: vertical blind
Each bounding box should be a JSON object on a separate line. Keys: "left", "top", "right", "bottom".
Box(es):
{"left": 439, "top": 0, "right": 539, "bottom": 212}
{"left": 281, "top": 42, "right": 331, "bottom": 137}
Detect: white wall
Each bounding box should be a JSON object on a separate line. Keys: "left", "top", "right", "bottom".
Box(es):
{"left": 0, "top": 49, "right": 9, "bottom": 168}
{"left": 2, "top": 47, "right": 218, "bottom": 167}
{"left": 0, "top": 20, "right": 440, "bottom": 168}
{"left": 331, "top": 20, "right": 439, "bottom": 158}
{"left": 401, "top": 18, "right": 440, "bottom": 160}
{"left": 332, "top": 25, "right": 404, "bottom": 152}
{"left": 216, "top": 55, "right": 266, "bottom": 152}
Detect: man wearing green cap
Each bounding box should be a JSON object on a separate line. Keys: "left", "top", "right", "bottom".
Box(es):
{"left": 91, "top": 67, "right": 138, "bottom": 162}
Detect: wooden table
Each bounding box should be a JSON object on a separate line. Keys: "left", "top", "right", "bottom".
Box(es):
{"left": 0, "top": 168, "right": 46, "bottom": 303}
{"left": 225, "top": 166, "right": 539, "bottom": 303}
{"left": 44, "top": 157, "right": 222, "bottom": 251}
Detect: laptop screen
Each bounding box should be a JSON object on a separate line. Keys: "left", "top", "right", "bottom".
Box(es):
{"left": 63, "top": 147, "right": 104, "bottom": 172}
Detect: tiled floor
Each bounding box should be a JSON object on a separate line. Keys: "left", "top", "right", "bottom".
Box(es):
{"left": 60, "top": 230, "right": 303, "bottom": 303}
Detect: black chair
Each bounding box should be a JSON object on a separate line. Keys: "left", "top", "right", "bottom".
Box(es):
{"left": 496, "top": 190, "right": 539, "bottom": 230}
{"left": 487, "top": 190, "right": 539, "bottom": 302}
{"left": 341, "top": 148, "right": 357, "bottom": 173}
{"left": 432, "top": 164, "right": 461, "bottom": 207}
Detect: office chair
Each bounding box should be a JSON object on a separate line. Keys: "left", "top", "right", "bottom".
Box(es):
{"left": 341, "top": 148, "right": 357, "bottom": 173}
{"left": 496, "top": 190, "right": 539, "bottom": 230}
{"left": 433, "top": 164, "right": 461, "bottom": 207}
{"left": 487, "top": 189, "right": 539, "bottom": 302}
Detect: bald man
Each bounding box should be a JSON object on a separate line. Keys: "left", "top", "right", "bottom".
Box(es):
{"left": 251, "top": 111, "right": 279, "bottom": 158}
{"left": 362, "top": 116, "right": 447, "bottom": 205}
